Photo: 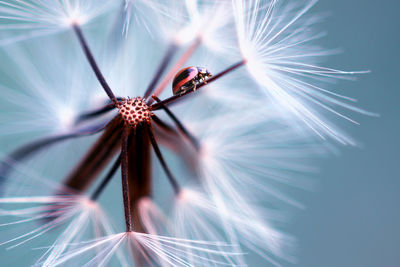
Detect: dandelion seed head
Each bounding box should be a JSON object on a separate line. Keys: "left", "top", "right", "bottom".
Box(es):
{"left": 117, "top": 97, "right": 151, "bottom": 127}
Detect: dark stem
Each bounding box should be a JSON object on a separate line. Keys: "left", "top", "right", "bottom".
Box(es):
{"left": 75, "top": 103, "right": 116, "bottom": 124}
{"left": 0, "top": 121, "right": 108, "bottom": 191}
{"left": 152, "top": 95, "right": 199, "bottom": 150}
{"left": 91, "top": 154, "right": 121, "bottom": 201}
{"left": 63, "top": 116, "right": 123, "bottom": 192}
{"left": 4, "top": 122, "right": 106, "bottom": 164}
{"left": 151, "top": 114, "right": 175, "bottom": 133}
{"left": 151, "top": 118, "right": 199, "bottom": 175}
{"left": 73, "top": 24, "right": 117, "bottom": 103}
{"left": 150, "top": 60, "right": 247, "bottom": 110}
{"left": 121, "top": 126, "right": 132, "bottom": 232}
{"left": 126, "top": 124, "right": 152, "bottom": 234}
{"left": 146, "top": 124, "right": 180, "bottom": 194}
{"left": 144, "top": 43, "right": 178, "bottom": 100}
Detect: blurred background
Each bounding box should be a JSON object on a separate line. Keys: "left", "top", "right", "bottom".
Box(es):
{"left": 280, "top": 0, "right": 399, "bottom": 266}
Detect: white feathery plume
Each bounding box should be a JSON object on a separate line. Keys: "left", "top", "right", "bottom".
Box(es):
{"left": 0, "top": 156, "right": 122, "bottom": 265}
{"left": 133, "top": 0, "right": 236, "bottom": 51}
{"left": 173, "top": 189, "right": 246, "bottom": 266}
{"left": 172, "top": 180, "right": 295, "bottom": 266}
{"left": 169, "top": 98, "right": 329, "bottom": 265}
{"left": 0, "top": 38, "right": 101, "bottom": 137}
{"left": 122, "top": 0, "right": 166, "bottom": 37}
{"left": 0, "top": 37, "right": 114, "bottom": 181}
{"left": 232, "top": 0, "right": 375, "bottom": 144}
{"left": 136, "top": 197, "right": 168, "bottom": 236}
{"left": 43, "top": 232, "right": 240, "bottom": 266}
{"left": 0, "top": 0, "right": 117, "bottom": 45}
{"left": 176, "top": 0, "right": 237, "bottom": 52}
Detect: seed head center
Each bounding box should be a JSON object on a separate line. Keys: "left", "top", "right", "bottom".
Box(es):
{"left": 117, "top": 97, "right": 151, "bottom": 127}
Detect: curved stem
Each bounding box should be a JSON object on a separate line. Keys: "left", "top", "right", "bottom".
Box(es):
{"left": 0, "top": 121, "right": 108, "bottom": 190}
{"left": 152, "top": 95, "right": 199, "bottom": 150}
{"left": 75, "top": 103, "right": 116, "bottom": 125}
{"left": 146, "top": 124, "right": 180, "bottom": 194}
{"left": 63, "top": 116, "right": 123, "bottom": 193}
{"left": 91, "top": 154, "right": 121, "bottom": 201}
{"left": 143, "top": 43, "right": 178, "bottom": 100}
{"left": 73, "top": 24, "right": 117, "bottom": 104}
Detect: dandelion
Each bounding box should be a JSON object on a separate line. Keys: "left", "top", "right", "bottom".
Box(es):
{"left": 0, "top": 0, "right": 370, "bottom": 266}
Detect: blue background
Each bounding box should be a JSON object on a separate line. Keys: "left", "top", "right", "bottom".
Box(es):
{"left": 286, "top": 0, "right": 399, "bottom": 266}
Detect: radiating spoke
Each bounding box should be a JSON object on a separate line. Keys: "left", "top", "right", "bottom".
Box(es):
{"left": 152, "top": 95, "right": 199, "bottom": 150}
{"left": 73, "top": 24, "right": 117, "bottom": 103}
{"left": 91, "top": 154, "right": 121, "bottom": 201}
{"left": 144, "top": 43, "right": 178, "bottom": 100}
{"left": 146, "top": 124, "right": 180, "bottom": 194}
{"left": 0, "top": 121, "right": 109, "bottom": 191}
{"left": 62, "top": 116, "right": 124, "bottom": 192}
{"left": 75, "top": 103, "right": 116, "bottom": 124}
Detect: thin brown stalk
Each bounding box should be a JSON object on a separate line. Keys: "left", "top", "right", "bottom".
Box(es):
{"left": 73, "top": 24, "right": 117, "bottom": 103}
{"left": 121, "top": 126, "right": 133, "bottom": 232}
{"left": 63, "top": 116, "right": 123, "bottom": 192}
{"left": 152, "top": 95, "right": 199, "bottom": 150}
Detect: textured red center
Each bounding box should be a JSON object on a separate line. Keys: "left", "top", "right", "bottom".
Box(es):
{"left": 117, "top": 97, "right": 151, "bottom": 127}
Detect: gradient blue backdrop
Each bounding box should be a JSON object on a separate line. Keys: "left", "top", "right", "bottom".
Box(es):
{"left": 285, "top": 1, "right": 399, "bottom": 266}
